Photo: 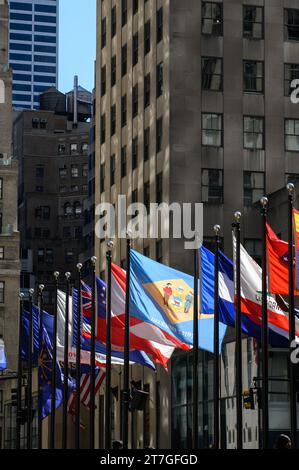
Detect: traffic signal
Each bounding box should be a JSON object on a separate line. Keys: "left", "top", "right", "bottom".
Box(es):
{"left": 11, "top": 388, "right": 18, "bottom": 407}
{"left": 243, "top": 388, "right": 255, "bottom": 410}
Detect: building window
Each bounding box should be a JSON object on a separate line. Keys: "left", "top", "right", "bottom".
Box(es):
{"left": 243, "top": 60, "right": 264, "bottom": 93}
{"left": 101, "top": 114, "right": 106, "bottom": 144}
{"left": 132, "top": 84, "right": 138, "bottom": 118}
{"left": 0, "top": 178, "right": 2, "bottom": 200}
{"left": 122, "top": 44, "right": 127, "bottom": 77}
{"left": 43, "top": 206, "right": 50, "bottom": 219}
{"left": 111, "top": 55, "right": 116, "bottom": 87}
{"left": 122, "top": 0, "right": 127, "bottom": 26}
{"left": 244, "top": 172, "right": 265, "bottom": 207}
{"left": 144, "top": 181, "right": 150, "bottom": 212}
{"left": 144, "top": 73, "right": 150, "bottom": 108}
{"left": 0, "top": 282, "right": 5, "bottom": 304}
{"left": 59, "top": 166, "right": 67, "bottom": 178}
{"left": 40, "top": 119, "right": 47, "bottom": 130}
{"left": 111, "top": 105, "right": 116, "bottom": 136}
{"left": 110, "top": 155, "right": 116, "bottom": 186}
{"left": 101, "top": 65, "right": 106, "bottom": 96}
{"left": 156, "top": 62, "right": 163, "bottom": 97}
{"left": 144, "top": 246, "right": 150, "bottom": 258}
{"left": 202, "top": 113, "right": 223, "bottom": 147}
{"left": 36, "top": 166, "right": 44, "bottom": 178}
{"left": 64, "top": 203, "right": 73, "bottom": 216}
{"left": 132, "top": 137, "right": 138, "bottom": 170}
{"left": 36, "top": 186, "right": 44, "bottom": 193}
{"left": 144, "top": 20, "right": 151, "bottom": 55}
{"left": 202, "top": 57, "right": 222, "bottom": 91}
{"left": 244, "top": 239, "right": 262, "bottom": 265}
{"left": 284, "top": 63, "right": 299, "bottom": 96}
{"left": 74, "top": 202, "right": 82, "bottom": 215}
{"left": 71, "top": 165, "right": 79, "bottom": 178}
{"left": 133, "top": 33, "right": 139, "bottom": 66}
{"left": 202, "top": 169, "right": 223, "bottom": 204}
{"left": 111, "top": 5, "right": 117, "bottom": 38}
{"left": 101, "top": 17, "right": 107, "bottom": 48}
{"left": 71, "top": 185, "right": 79, "bottom": 193}
{"left": 82, "top": 163, "right": 88, "bottom": 177}
{"left": 121, "top": 95, "right": 127, "bottom": 127}
{"left": 285, "top": 119, "right": 299, "bottom": 151}
{"left": 144, "top": 127, "right": 150, "bottom": 162}
{"left": 243, "top": 6, "right": 264, "bottom": 39}
{"left": 0, "top": 247, "right": 4, "bottom": 260}
{"left": 121, "top": 146, "right": 127, "bottom": 178}
{"left": 32, "top": 118, "right": 39, "bottom": 129}
{"left": 157, "top": 7, "right": 163, "bottom": 43}
{"left": 45, "top": 248, "right": 54, "bottom": 264}
{"left": 63, "top": 227, "right": 71, "bottom": 239}
{"left": 285, "top": 9, "right": 299, "bottom": 42}
{"left": 58, "top": 144, "right": 66, "bottom": 154}
{"left": 65, "top": 249, "right": 74, "bottom": 264}
{"left": 156, "top": 117, "right": 163, "bottom": 153}
{"left": 156, "top": 240, "right": 163, "bottom": 263}
{"left": 244, "top": 116, "right": 264, "bottom": 150}
{"left": 202, "top": 2, "right": 223, "bottom": 36}
{"left": 100, "top": 163, "right": 105, "bottom": 193}
{"left": 132, "top": 189, "right": 138, "bottom": 204}
{"left": 156, "top": 172, "right": 163, "bottom": 204}
{"left": 37, "top": 248, "right": 44, "bottom": 264}
{"left": 71, "top": 143, "right": 78, "bottom": 154}
{"left": 133, "top": 0, "right": 138, "bottom": 15}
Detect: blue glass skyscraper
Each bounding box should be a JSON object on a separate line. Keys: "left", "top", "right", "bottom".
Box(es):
{"left": 8, "top": 0, "right": 58, "bottom": 109}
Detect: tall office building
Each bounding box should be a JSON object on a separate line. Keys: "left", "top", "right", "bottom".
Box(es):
{"left": 8, "top": 0, "right": 58, "bottom": 110}
{"left": 94, "top": 0, "right": 299, "bottom": 449}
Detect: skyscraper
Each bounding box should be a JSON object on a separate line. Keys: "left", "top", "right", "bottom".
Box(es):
{"left": 8, "top": 0, "right": 59, "bottom": 109}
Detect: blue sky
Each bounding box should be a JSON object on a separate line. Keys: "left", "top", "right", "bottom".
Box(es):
{"left": 59, "top": 0, "right": 96, "bottom": 93}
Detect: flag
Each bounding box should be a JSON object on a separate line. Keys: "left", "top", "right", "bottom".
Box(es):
{"left": 22, "top": 308, "right": 39, "bottom": 365}
{"left": 73, "top": 286, "right": 156, "bottom": 370}
{"left": 266, "top": 223, "right": 299, "bottom": 296}
{"left": 234, "top": 234, "right": 299, "bottom": 347}
{"left": 67, "top": 367, "right": 105, "bottom": 417}
{"left": 129, "top": 250, "right": 224, "bottom": 353}
{"left": 38, "top": 323, "right": 63, "bottom": 420}
{"left": 294, "top": 209, "right": 299, "bottom": 290}
{"left": 0, "top": 338, "right": 7, "bottom": 370}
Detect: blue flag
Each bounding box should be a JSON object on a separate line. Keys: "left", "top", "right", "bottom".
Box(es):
{"left": 21, "top": 308, "right": 39, "bottom": 365}
{"left": 0, "top": 338, "right": 7, "bottom": 370}
{"left": 130, "top": 250, "right": 227, "bottom": 353}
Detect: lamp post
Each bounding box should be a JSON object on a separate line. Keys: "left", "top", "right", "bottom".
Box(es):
{"left": 105, "top": 241, "right": 113, "bottom": 450}
{"left": 213, "top": 224, "right": 221, "bottom": 449}
{"left": 27, "top": 288, "right": 34, "bottom": 449}
{"left": 17, "top": 292, "right": 24, "bottom": 450}
{"left": 90, "top": 256, "right": 97, "bottom": 449}
{"left": 38, "top": 284, "right": 45, "bottom": 450}
{"left": 75, "top": 263, "right": 83, "bottom": 449}
{"left": 62, "top": 272, "right": 71, "bottom": 449}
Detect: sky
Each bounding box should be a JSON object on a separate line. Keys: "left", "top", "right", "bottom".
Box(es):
{"left": 59, "top": 0, "right": 96, "bottom": 93}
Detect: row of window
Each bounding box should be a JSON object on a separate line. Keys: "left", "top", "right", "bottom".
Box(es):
{"left": 37, "top": 248, "right": 75, "bottom": 265}
{"left": 202, "top": 57, "right": 299, "bottom": 96}
{"left": 34, "top": 202, "right": 84, "bottom": 220}
{"left": 202, "top": 3, "right": 299, "bottom": 42}
{"left": 58, "top": 142, "right": 89, "bottom": 154}
{"left": 101, "top": 4, "right": 163, "bottom": 50}
{"left": 58, "top": 164, "right": 88, "bottom": 179}
{"left": 202, "top": 114, "right": 299, "bottom": 152}
{"left": 59, "top": 185, "right": 88, "bottom": 194}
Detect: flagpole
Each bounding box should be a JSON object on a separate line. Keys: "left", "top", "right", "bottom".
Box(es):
{"left": 287, "top": 183, "right": 297, "bottom": 448}
{"left": 233, "top": 211, "right": 243, "bottom": 450}
{"left": 38, "top": 284, "right": 45, "bottom": 450}
{"left": 17, "top": 292, "right": 24, "bottom": 450}
{"left": 213, "top": 225, "right": 221, "bottom": 449}
{"left": 27, "top": 288, "right": 34, "bottom": 449}
{"left": 123, "top": 236, "right": 131, "bottom": 449}
{"left": 105, "top": 242, "right": 113, "bottom": 450}
{"left": 50, "top": 271, "right": 59, "bottom": 449}
{"left": 62, "top": 272, "right": 71, "bottom": 449}
{"left": 260, "top": 197, "right": 269, "bottom": 448}
{"left": 193, "top": 246, "right": 199, "bottom": 449}
{"left": 75, "top": 263, "right": 83, "bottom": 449}
{"left": 90, "top": 256, "right": 97, "bottom": 449}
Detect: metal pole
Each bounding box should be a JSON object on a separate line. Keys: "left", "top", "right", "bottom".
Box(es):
{"left": 122, "top": 237, "right": 131, "bottom": 449}
{"left": 27, "top": 288, "right": 34, "bottom": 449}
{"left": 213, "top": 225, "right": 221, "bottom": 449}
{"left": 75, "top": 263, "right": 83, "bottom": 449}
{"left": 16, "top": 293, "right": 24, "bottom": 450}
{"left": 193, "top": 247, "right": 199, "bottom": 449}
{"left": 260, "top": 197, "right": 269, "bottom": 448}
{"left": 105, "top": 242, "right": 113, "bottom": 450}
{"left": 233, "top": 212, "right": 243, "bottom": 450}
{"left": 38, "top": 284, "right": 45, "bottom": 450}
{"left": 50, "top": 271, "right": 59, "bottom": 449}
{"left": 62, "top": 272, "right": 71, "bottom": 449}
{"left": 90, "top": 256, "right": 97, "bottom": 449}
{"left": 287, "top": 183, "right": 297, "bottom": 448}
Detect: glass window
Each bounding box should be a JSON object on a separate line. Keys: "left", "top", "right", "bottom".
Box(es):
{"left": 144, "top": 73, "right": 150, "bottom": 108}
{"left": 111, "top": 105, "right": 116, "bottom": 136}
{"left": 111, "top": 5, "right": 117, "bottom": 37}
{"left": 0, "top": 178, "right": 3, "bottom": 200}
{"left": 156, "top": 62, "right": 163, "bottom": 97}
{"left": 202, "top": 169, "right": 223, "bottom": 203}
{"left": 144, "top": 181, "right": 150, "bottom": 212}
{"left": 122, "top": 44, "right": 127, "bottom": 77}
{"left": 74, "top": 202, "right": 82, "bottom": 215}
{"left": 157, "top": 7, "right": 163, "bottom": 43}
{"left": 0, "top": 282, "right": 4, "bottom": 303}
{"left": 121, "top": 146, "right": 127, "bottom": 178}
{"left": 132, "top": 137, "right": 138, "bottom": 170}
{"left": 156, "top": 117, "right": 163, "bottom": 153}
{"left": 133, "top": 32, "right": 139, "bottom": 66}
{"left": 101, "top": 17, "right": 107, "bottom": 48}
{"left": 285, "top": 9, "right": 299, "bottom": 42}
{"left": 285, "top": 119, "right": 299, "bottom": 151}
{"left": 244, "top": 116, "right": 264, "bottom": 149}
{"left": 133, "top": 0, "right": 138, "bottom": 15}
{"left": 0, "top": 247, "right": 4, "bottom": 260}
{"left": 243, "top": 60, "right": 264, "bottom": 93}
{"left": 244, "top": 172, "right": 265, "bottom": 206}
{"left": 144, "top": 20, "right": 151, "bottom": 55}
{"left": 156, "top": 172, "right": 163, "bottom": 205}
{"left": 122, "top": 0, "right": 127, "bottom": 26}
{"left": 70, "top": 143, "right": 78, "bottom": 153}
{"left": 110, "top": 155, "right": 116, "bottom": 186}
{"left": 202, "top": 2, "right": 223, "bottom": 36}
{"left": 284, "top": 63, "right": 299, "bottom": 96}
{"left": 202, "top": 113, "right": 222, "bottom": 147}
{"left": 144, "top": 127, "right": 150, "bottom": 162}
{"left": 101, "top": 114, "right": 106, "bottom": 144}
{"left": 202, "top": 57, "right": 222, "bottom": 91}
{"left": 132, "top": 84, "right": 138, "bottom": 118}
{"left": 111, "top": 55, "right": 116, "bottom": 87}
{"left": 71, "top": 165, "right": 79, "bottom": 178}
{"left": 243, "top": 6, "right": 264, "bottom": 39}
{"left": 121, "top": 95, "right": 127, "bottom": 127}
{"left": 101, "top": 65, "right": 106, "bottom": 96}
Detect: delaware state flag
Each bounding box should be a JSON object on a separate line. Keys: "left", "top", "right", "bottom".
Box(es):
{"left": 130, "top": 250, "right": 226, "bottom": 353}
